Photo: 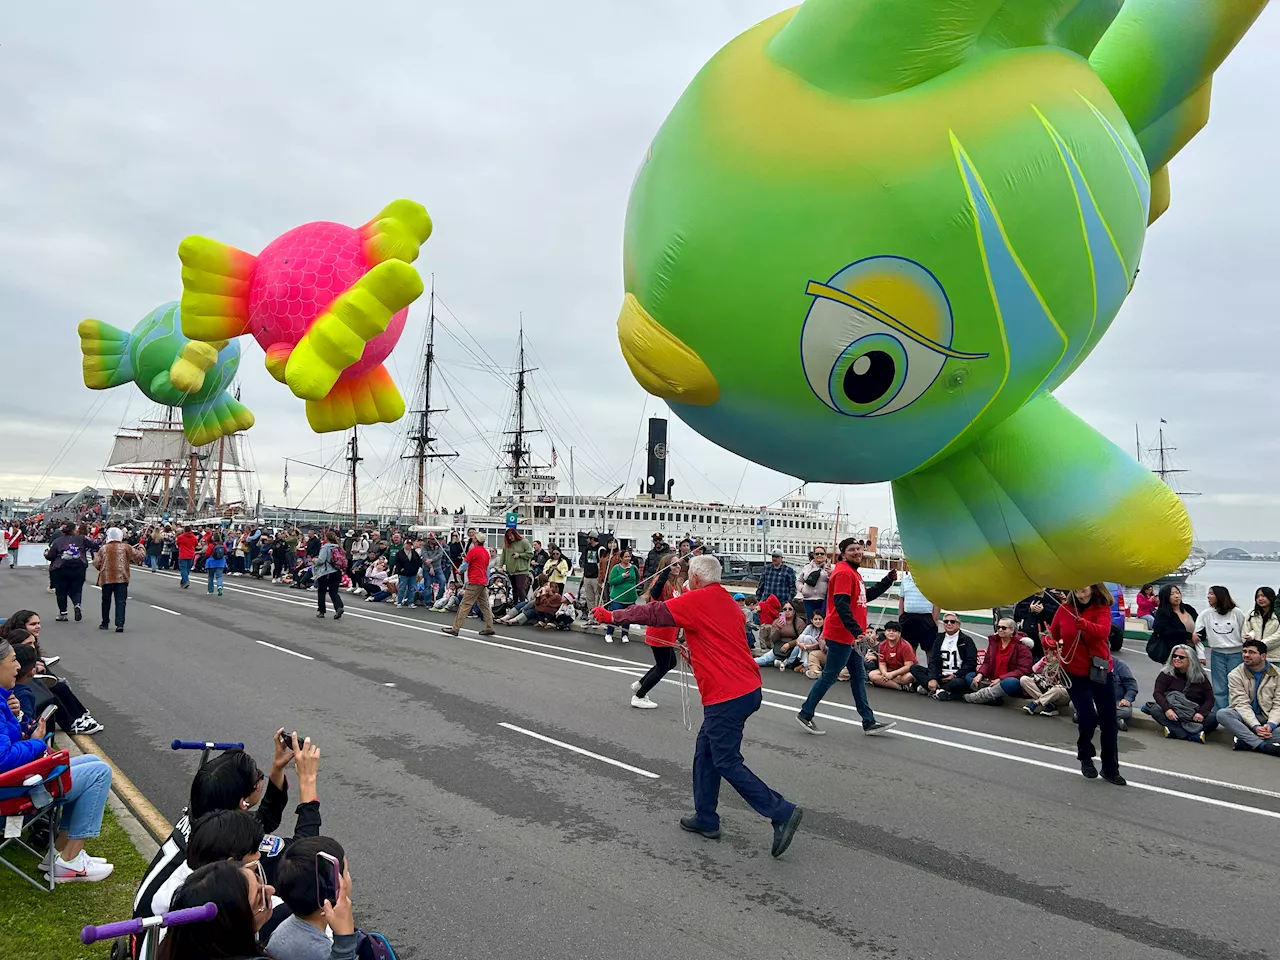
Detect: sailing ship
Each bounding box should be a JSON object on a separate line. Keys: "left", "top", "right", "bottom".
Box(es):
{"left": 1138, "top": 421, "right": 1206, "bottom": 585}
{"left": 399, "top": 299, "right": 864, "bottom": 571}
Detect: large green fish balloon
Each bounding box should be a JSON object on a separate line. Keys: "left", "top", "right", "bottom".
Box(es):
{"left": 618, "top": 0, "right": 1268, "bottom": 608}
{"left": 79, "top": 302, "right": 254, "bottom": 447}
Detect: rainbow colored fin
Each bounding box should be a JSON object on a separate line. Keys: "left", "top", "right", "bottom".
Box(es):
{"left": 77, "top": 319, "right": 135, "bottom": 389}
{"left": 1090, "top": 0, "right": 1268, "bottom": 222}
{"left": 284, "top": 259, "right": 424, "bottom": 401}
{"left": 359, "top": 199, "right": 433, "bottom": 266}
{"left": 178, "top": 236, "right": 257, "bottom": 341}
{"left": 181, "top": 390, "right": 256, "bottom": 447}
{"left": 893, "top": 393, "right": 1191, "bottom": 609}
{"left": 304, "top": 364, "right": 405, "bottom": 433}
{"left": 168, "top": 339, "right": 227, "bottom": 396}
{"left": 264, "top": 342, "right": 292, "bottom": 383}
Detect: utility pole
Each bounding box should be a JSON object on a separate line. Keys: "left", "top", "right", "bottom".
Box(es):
{"left": 348, "top": 428, "right": 362, "bottom": 532}
{"left": 402, "top": 277, "right": 456, "bottom": 521}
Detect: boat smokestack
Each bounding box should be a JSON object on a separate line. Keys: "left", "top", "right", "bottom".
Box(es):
{"left": 645, "top": 418, "right": 668, "bottom": 497}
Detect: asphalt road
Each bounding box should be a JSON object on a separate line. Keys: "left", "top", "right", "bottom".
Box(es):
{"left": 3, "top": 566, "right": 1278, "bottom": 960}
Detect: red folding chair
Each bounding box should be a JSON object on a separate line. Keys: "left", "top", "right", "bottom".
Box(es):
{"left": 0, "top": 750, "right": 73, "bottom": 891}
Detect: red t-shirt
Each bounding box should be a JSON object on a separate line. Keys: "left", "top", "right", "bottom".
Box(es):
{"left": 175, "top": 532, "right": 198, "bottom": 560}
{"left": 822, "top": 562, "right": 866, "bottom": 645}
{"left": 665, "top": 584, "right": 761, "bottom": 706}
{"left": 464, "top": 543, "right": 490, "bottom": 585}
{"left": 877, "top": 638, "right": 915, "bottom": 672}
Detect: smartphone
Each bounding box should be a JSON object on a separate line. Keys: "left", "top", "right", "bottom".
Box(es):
{"left": 279, "top": 731, "right": 296, "bottom": 750}
{"left": 38, "top": 704, "right": 59, "bottom": 725}
{"left": 40, "top": 655, "right": 61, "bottom": 668}
{"left": 316, "top": 851, "right": 340, "bottom": 905}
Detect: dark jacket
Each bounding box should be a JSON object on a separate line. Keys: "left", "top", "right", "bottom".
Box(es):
{"left": 581, "top": 544, "right": 601, "bottom": 579}
{"left": 643, "top": 543, "right": 672, "bottom": 581}
{"left": 1112, "top": 656, "right": 1139, "bottom": 703}
{"left": 928, "top": 633, "right": 979, "bottom": 683}
{"left": 392, "top": 547, "right": 422, "bottom": 578}
{"left": 976, "top": 636, "right": 1034, "bottom": 679}
{"left": 45, "top": 534, "right": 91, "bottom": 571}
{"left": 1148, "top": 603, "right": 1198, "bottom": 663}
{"left": 1153, "top": 670, "right": 1214, "bottom": 716}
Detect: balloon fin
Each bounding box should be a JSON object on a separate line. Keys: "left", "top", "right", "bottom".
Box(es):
{"left": 181, "top": 391, "right": 255, "bottom": 447}
{"left": 304, "top": 364, "right": 405, "bottom": 433}
{"left": 77, "top": 319, "right": 135, "bottom": 389}
{"left": 168, "top": 339, "right": 226, "bottom": 396}
{"left": 178, "top": 236, "right": 256, "bottom": 342}
{"left": 893, "top": 393, "right": 1191, "bottom": 609}
{"left": 768, "top": 0, "right": 1122, "bottom": 98}
{"left": 359, "top": 199, "right": 433, "bottom": 266}
{"left": 284, "top": 259, "right": 423, "bottom": 401}
{"left": 1091, "top": 0, "right": 1267, "bottom": 220}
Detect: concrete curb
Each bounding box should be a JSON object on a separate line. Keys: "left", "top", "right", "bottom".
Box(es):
{"left": 69, "top": 734, "right": 170, "bottom": 857}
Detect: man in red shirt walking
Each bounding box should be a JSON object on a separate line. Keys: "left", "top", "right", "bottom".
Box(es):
{"left": 174, "top": 525, "right": 198, "bottom": 589}
{"left": 443, "top": 528, "right": 496, "bottom": 637}
{"left": 796, "top": 538, "right": 897, "bottom": 737}
{"left": 595, "top": 554, "right": 803, "bottom": 858}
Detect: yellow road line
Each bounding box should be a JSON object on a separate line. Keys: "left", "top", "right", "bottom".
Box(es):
{"left": 72, "top": 734, "right": 173, "bottom": 843}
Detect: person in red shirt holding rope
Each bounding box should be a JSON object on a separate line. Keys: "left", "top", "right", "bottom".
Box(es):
{"left": 595, "top": 554, "right": 803, "bottom": 858}
{"left": 796, "top": 537, "right": 897, "bottom": 737}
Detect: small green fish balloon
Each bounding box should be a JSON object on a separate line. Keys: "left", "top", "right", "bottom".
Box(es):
{"left": 79, "top": 302, "right": 254, "bottom": 447}
{"left": 618, "top": 0, "right": 1268, "bottom": 608}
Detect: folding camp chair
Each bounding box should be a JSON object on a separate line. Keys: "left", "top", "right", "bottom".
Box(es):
{"left": 0, "top": 749, "right": 73, "bottom": 891}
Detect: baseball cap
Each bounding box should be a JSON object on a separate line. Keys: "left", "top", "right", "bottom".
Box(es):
{"left": 771, "top": 548, "right": 783, "bottom": 557}
{"left": 733, "top": 593, "right": 745, "bottom": 601}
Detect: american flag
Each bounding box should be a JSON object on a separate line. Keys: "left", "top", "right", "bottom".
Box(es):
{"left": 551, "top": 446, "right": 558, "bottom": 467}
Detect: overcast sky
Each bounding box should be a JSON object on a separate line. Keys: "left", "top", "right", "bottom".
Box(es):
{"left": 2, "top": 2, "right": 1276, "bottom": 541}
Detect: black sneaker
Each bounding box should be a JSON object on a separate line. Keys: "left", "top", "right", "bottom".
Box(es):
{"left": 771, "top": 806, "right": 803, "bottom": 858}
{"left": 1081, "top": 759, "right": 1099, "bottom": 779}
{"left": 932, "top": 690, "right": 950, "bottom": 702}
{"left": 1232, "top": 737, "right": 1252, "bottom": 751}
{"left": 316, "top": 611, "right": 326, "bottom": 618}
{"left": 73, "top": 606, "right": 82, "bottom": 622}
{"left": 1024, "top": 702, "right": 1042, "bottom": 715}
{"left": 864, "top": 720, "right": 897, "bottom": 736}
{"left": 55, "top": 613, "right": 68, "bottom": 622}
{"left": 333, "top": 610, "right": 344, "bottom": 621}
{"left": 115, "top": 627, "right": 124, "bottom": 633}
{"left": 1102, "top": 771, "right": 1127, "bottom": 786}
{"left": 796, "top": 714, "right": 825, "bottom": 735}
{"left": 98, "top": 622, "right": 109, "bottom": 630}
{"left": 1117, "top": 719, "right": 1129, "bottom": 732}
{"left": 679, "top": 815, "right": 720, "bottom": 840}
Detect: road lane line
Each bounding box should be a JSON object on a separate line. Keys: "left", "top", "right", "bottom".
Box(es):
{"left": 149, "top": 604, "right": 182, "bottom": 616}
{"left": 498, "top": 722, "right": 659, "bottom": 779}
{"left": 136, "top": 570, "right": 1280, "bottom": 808}
{"left": 754, "top": 700, "right": 1280, "bottom": 821}
{"left": 255, "top": 640, "right": 315, "bottom": 660}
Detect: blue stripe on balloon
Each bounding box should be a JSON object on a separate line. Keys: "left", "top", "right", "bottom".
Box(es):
{"left": 1080, "top": 94, "right": 1151, "bottom": 232}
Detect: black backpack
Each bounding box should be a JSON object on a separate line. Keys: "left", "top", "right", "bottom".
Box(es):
{"left": 357, "top": 930, "right": 398, "bottom": 959}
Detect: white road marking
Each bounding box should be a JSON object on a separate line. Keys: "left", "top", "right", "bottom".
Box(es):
{"left": 498, "top": 722, "right": 659, "bottom": 779}
{"left": 756, "top": 699, "right": 1280, "bottom": 822}
{"left": 149, "top": 604, "right": 182, "bottom": 616}
{"left": 384, "top": 682, "right": 396, "bottom": 687}
{"left": 254, "top": 640, "right": 314, "bottom": 661}
{"left": 138, "top": 569, "right": 1280, "bottom": 812}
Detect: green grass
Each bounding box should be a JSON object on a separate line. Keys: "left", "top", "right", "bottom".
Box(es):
{"left": 0, "top": 807, "right": 149, "bottom": 960}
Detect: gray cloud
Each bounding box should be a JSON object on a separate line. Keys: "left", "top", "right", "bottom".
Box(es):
{"left": 1, "top": 2, "right": 1274, "bottom": 541}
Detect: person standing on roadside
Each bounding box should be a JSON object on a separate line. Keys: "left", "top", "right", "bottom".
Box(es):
{"left": 175, "top": 524, "right": 198, "bottom": 589}
{"left": 446, "top": 531, "right": 464, "bottom": 581}
{"left": 94, "top": 527, "right": 132, "bottom": 632}
{"left": 443, "top": 529, "right": 496, "bottom": 636}
{"left": 313, "top": 531, "right": 345, "bottom": 620}
{"left": 5, "top": 522, "right": 22, "bottom": 568}
{"left": 46, "top": 521, "right": 92, "bottom": 623}
{"left": 795, "top": 538, "right": 896, "bottom": 737}
{"left": 578, "top": 533, "right": 601, "bottom": 611}
{"left": 1048, "top": 583, "right": 1126, "bottom": 786}
{"left": 421, "top": 533, "right": 449, "bottom": 605}
{"left": 897, "top": 563, "right": 940, "bottom": 656}
{"left": 797, "top": 548, "right": 830, "bottom": 621}
{"left": 500, "top": 528, "right": 533, "bottom": 604}
{"left": 392, "top": 538, "right": 423, "bottom": 608}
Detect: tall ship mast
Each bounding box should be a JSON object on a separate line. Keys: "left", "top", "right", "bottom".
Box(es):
{"left": 401, "top": 281, "right": 457, "bottom": 523}
{"left": 1136, "top": 420, "right": 1204, "bottom": 584}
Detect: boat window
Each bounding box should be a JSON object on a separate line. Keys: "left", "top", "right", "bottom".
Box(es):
{"left": 625, "top": 511, "right": 632, "bottom": 520}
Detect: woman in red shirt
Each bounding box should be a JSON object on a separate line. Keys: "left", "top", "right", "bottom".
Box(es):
{"left": 630, "top": 554, "right": 682, "bottom": 709}
{"left": 1048, "top": 584, "right": 1125, "bottom": 785}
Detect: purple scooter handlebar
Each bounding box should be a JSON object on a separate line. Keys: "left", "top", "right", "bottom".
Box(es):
{"left": 170, "top": 740, "right": 244, "bottom": 751}
{"left": 81, "top": 902, "right": 217, "bottom": 944}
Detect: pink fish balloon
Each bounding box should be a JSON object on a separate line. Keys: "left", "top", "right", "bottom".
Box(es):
{"left": 177, "top": 200, "right": 432, "bottom": 433}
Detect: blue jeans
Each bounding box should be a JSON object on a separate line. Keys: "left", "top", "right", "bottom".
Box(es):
{"left": 692, "top": 689, "right": 795, "bottom": 831}
{"left": 801, "top": 599, "right": 824, "bottom": 621}
{"left": 146, "top": 554, "right": 159, "bottom": 571}
{"left": 206, "top": 567, "right": 223, "bottom": 593}
{"left": 798, "top": 640, "right": 877, "bottom": 728}
{"left": 604, "top": 600, "right": 628, "bottom": 637}
{"left": 998, "top": 677, "right": 1025, "bottom": 697}
{"left": 1209, "top": 651, "right": 1243, "bottom": 712}
{"left": 756, "top": 645, "right": 802, "bottom": 668}
{"left": 425, "top": 568, "right": 448, "bottom": 604}
{"left": 397, "top": 575, "right": 415, "bottom": 606}
{"left": 62, "top": 755, "right": 112, "bottom": 840}
{"left": 178, "top": 558, "right": 193, "bottom": 585}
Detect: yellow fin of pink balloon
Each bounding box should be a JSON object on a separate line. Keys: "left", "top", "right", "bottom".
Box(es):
{"left": 304, "top": 364, "right": 405, "bottom": 433}
{"left": 360, "top": 199, "right": 433, "bottom": 266}
{"left": 178, "top": 236, "right": 256, "bottom": 342}
{"left": 284, "top": 259, "right": 423, "bottom": 401}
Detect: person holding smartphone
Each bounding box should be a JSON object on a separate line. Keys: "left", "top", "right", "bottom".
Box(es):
{"left": 269, "top": 837, "right": 359, "bottom": 960}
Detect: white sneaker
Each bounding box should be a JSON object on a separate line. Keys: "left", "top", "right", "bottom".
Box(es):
{"left": 631, "top": 695, "right": 658, "bottom": 709}
{"left": 630, "top": 680, "right": 641, "bottom": 693}
{"left": 40, "top": 850, "right": 108, "bottom": 871}
{"left": 605, "top": 635, "right": 614, "bottom": 643}
{"left": 71, "top": 714, "right": 105, "bottom": 735}
{"left": 620, "top": 634, "right": 629, "bottom": 643}
{"left": 48, "top": 851, "right": 114, "bottom": 882}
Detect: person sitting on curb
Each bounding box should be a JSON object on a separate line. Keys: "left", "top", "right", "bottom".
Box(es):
{"left": 269, "top": 837, "right": 361, "bottom": 960}
{"left": 1143, "top": 644, "right": 1218, "bottom": 742}
{"left": 909, "top": 613, "right": 977, "bottom": 700}
{"left": 868, "top": 621, "right": 917, "bottom": 691}
{"left": 963, "top": 618, "right": 1033, "bottom": 705}
{"left": 1216, "top": 639, "right": 1280, "bottom": 756}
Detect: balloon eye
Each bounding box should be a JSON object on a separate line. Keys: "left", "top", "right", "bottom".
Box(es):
{"left": 843, "top": 350, "right": 897, "bottom": 405}
{"left": 827, "top": 334, "right": 908, "bottom": 415}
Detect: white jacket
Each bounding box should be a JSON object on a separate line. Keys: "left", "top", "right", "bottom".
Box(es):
{"left": 797, "top": 561, "right": 830, "bottom": 601}
{"left": 1241, "top": 611, "right": 1280, "bottom": 647}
